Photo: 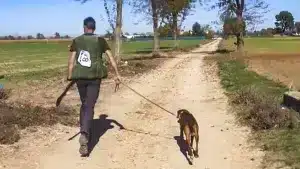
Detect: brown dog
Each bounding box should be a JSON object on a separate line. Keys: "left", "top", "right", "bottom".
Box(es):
{"left": 177, "top": 109, "right": 199, "bottom": 160}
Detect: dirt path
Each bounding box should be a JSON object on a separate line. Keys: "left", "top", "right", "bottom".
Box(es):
{"left": 3, "top": 39, "right": 264, "bottom": 169}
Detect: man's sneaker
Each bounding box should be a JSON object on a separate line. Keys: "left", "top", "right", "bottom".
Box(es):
{"left": 79, "top": 133, "right": 89, "bottom": 156}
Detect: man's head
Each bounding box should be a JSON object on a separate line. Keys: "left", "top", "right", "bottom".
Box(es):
{"left": 83, "top": 17, "right": 96, "bottom": 33}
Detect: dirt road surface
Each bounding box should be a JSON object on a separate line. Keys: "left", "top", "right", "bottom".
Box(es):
{"left": 2, "top": 39, "right": 264, "bottom": 169}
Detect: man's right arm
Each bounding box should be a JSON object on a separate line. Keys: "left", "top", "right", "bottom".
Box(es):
{"left": 67, "top": 40, "right": 76, "bottom": 80}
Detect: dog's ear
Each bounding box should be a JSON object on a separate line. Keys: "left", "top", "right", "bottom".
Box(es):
{"left": 177, "top": 110, "right": 182, "bottom": 118}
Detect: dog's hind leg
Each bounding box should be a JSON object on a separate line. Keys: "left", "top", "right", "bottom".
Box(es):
{"left": 194, "top": 134, "right": 199, "bottom": 158}
{"left": 191, "top": 134, "right": 194, "bottom": 151}
{"left": 193, "top": 126, "right": 199, "bottom": 158}
{"left": 184, "top": 126, "right": 193, "bottom": 157}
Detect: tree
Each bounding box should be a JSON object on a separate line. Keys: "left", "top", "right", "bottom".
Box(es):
{"left": 192, "top": 22, "right": 211, "bottom": 36}
{"left": 274, "top": 27, "right": 282, "bottom": 34}
{"left": 260, "top": 28, "right": 273, "bottom": 37}
{"left": 208, "top": 0, "right": 269, "bottom": 52}
{"left": 295, "top": 22, "right": 300, "bottom": 34}
{"left": 104, "top": 30, "right": 113, "bottom": 39}
{"left": 114, "top": 0, "right": 123, "bottom": 62}
{"left": 130, "top": 0, "right": 163, "bottom": 56}
{"left": 223, "top": 17, "right": 246, "bottom": 39}
{"left": 160, "top": 0, "right": 196, "bottom": 47}
{"left": 275, "top": 11, "right": 294, "bottom": 33}
{"left": 76, "top": 0, "right": 123, "bottom": 63}
{"left": 181, "top": 30, "right": 192, "bottom": 36}
{"left": 63, "top": 35, "right": 71, "bottom": 39}
{"left": 158, "top": 24, "right": 172, "bottom": 37}
{"left": 192, "top": 22, "right": 201, "bottom": 35}
{"left": 205, "top": 30, "right": 214, "bottom": 39}
{"left": 36, "top": 33, "right": 45, "bottom": 39}
{"left": 27, "top": 35, "right": 34, "bottom": 39}
{"left": 54, "top": 32, "right": 61, "bottom": 39}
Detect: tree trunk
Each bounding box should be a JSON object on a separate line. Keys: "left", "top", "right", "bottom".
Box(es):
{"left": 172, "top": 12, "right": 178, "bottom": 48}
{"left": 236, "top": 14, "right": 244, "bottom": 53}
{"left": 114, "top": 0, "right": 123, "bottom": 63}
{"left": 151, "top": 0, "right": 160, "bottom": 57}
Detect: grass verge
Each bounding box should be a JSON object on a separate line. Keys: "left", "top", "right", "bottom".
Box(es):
{"left": 208, "top": 40, "right": 300, "bottom": 168}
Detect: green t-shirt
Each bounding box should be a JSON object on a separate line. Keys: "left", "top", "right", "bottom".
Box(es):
{"left": 69, "top": 33, "right": 111, "bottom": 80}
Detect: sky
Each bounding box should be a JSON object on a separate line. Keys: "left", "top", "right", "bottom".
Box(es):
{"left": 1, "top": 0, "right": 300, "bottom": 36}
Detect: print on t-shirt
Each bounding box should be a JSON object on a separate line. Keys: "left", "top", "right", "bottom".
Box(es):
{"left": 78, "top": 50, "right": 91, "bottom": 67}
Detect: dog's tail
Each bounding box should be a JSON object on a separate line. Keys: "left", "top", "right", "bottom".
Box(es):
{"left": 56, "top": 81, "right": 76, "bottom": 107}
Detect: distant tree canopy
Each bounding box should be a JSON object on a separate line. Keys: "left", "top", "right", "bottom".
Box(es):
{"left": 192, "top": 22, "right": 201, "bottom": 35}
{"left": 275, "top": 11, "right": 294, "bottom": 33}
{"left": 54, "top": 32, "right": 61, "bottom": 39}
{"left": 192, "top": 22, "right": 211, "bottom": 37}
{"left": 295, "top": 22, "right": 300, "bottom": 34}
{"left": 260, "top": 28, "right": 275, "bottom": 37}
{"left": 36, "top": 33, "right": 45, "bottom": 39}
{"left": 159, "top": 0, "right": 197, "bottom": 46}
{"left": 27, "top": 35, "right": 34, "bottom": 39}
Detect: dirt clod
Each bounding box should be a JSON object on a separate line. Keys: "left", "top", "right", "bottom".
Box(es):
{"left": 0, "top": 88, "right": 11, "bottom": 100}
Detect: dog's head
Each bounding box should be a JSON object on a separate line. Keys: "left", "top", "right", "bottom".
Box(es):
{"left": 177, "top": 109, "right": 190, "bottom": 123}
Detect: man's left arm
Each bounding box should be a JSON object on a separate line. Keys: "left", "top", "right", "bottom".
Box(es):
{"left": 102, "top": 39, "right": 121, "bottom": 80}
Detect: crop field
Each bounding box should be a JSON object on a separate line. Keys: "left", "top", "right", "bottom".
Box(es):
{"left": 0, "top": 39, "right": 206, "bottom": 85}
{"left": 224, "top": 37, "right": 300, "bottom": 89}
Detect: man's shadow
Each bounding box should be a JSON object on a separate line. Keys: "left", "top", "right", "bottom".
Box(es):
{"left": 174, "top": 136, "right": 193, "bottom": 165}
{"left": 88, "top": 114, "right": 125, "bottom": 155}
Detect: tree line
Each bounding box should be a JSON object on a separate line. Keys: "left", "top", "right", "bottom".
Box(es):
{"left": 2, "top": 0, "right": 273, "bottom": 57}
{"left": 78, "top": 0, "right": 210, "bottom": 60}
{"left": 0, "top": 32, "right": 71, "bottom": 40}
{"left": 84, "top": 0, "right": 272, "bottom": 58}
{"left": 224, "top": 10, "right": 300, "bottom": 38}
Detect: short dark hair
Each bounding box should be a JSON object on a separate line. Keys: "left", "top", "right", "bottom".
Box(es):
{"left": 83, "top": 17, "right": 96, "bottom": 30}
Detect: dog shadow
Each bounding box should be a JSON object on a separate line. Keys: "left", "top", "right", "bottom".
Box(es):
{"left": 88, "top": 114, "right": 125, "bottom": 156}
{"left": 174, "top": 136, "right": 193, "bottom": 165}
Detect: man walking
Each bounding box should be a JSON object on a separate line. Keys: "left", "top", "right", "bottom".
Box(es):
{"left": 67, "top": 16, "right": 121, "bottom": 156}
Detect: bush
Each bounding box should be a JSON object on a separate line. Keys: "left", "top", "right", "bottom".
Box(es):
{"left": 230, "top": 86, "right": 296, "bottom": 130}
{"left": 0, "top": 88, "right": 11, "bottom": 100}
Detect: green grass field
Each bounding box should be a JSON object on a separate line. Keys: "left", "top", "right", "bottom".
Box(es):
{"left": 225, "top": 37, "right": 300, "bottom": 53}
{"left": 0, "top": 39, "right": 206, "bottom": 84}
